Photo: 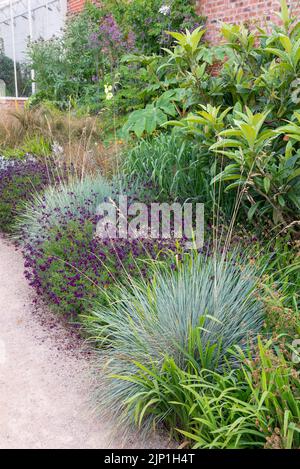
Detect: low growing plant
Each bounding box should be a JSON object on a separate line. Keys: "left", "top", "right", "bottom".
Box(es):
{"left": 20, "top": 176, "right": 182, "bottom": 318}
{"left": 0, "top": 158, "right": 58, "bottom": 233}
{"left": 116, "top": 337, "right": 300, "bottom": 448}
{"left": 85, "top": 251, "right": 265, "bottom": 427}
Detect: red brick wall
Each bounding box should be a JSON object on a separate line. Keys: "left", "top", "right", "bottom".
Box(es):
{"left": 196, "top": 0, "right": 300, "bottom": 43}
{"left": 0, "top": 98, "right": 28, "bottom": 111}
{"left": 68, "top": 0, "right": 86, "bottom": 14}
{"left": 66, "top": 1, "right": 300, "bottom": 43}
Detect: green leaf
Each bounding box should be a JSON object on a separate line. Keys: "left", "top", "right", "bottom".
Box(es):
{"left": 210, "top": 139, "right": 243, "bottom": 151}
{"left": 248, "top": 202, "right": 261, "bottom": 221}
{"left": 225, "top": 180, "right": 247, "bottom": 191}
{"left": 287, "top": 168, "right": 300, "bottom": 182}
{"left": 263, "top": 177, "right": 271, "bottom": 194}
{"left": 279, "top": 35, "right": 292, "bottom": 54}
{"left": 134, "top": 117, "right": 147, "bottom": 138}
{"left": 278, "top": 195, "right": 286, "bottom": 207}
{"left": 265, "top": 47, "right": 288, "bottom": 61}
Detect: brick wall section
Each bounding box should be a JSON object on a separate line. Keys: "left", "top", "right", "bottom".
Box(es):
{"left": 196, "top": 0, "right": 300, "bottom": 43}
{"left": 0, "top": 98, "right": 28, "bottom": 111}
{"left": 67, "top": 0, "right": 102, "bottom": 14}
{"left": 66, "top": 1, "right": 300, "bottom": 43}
{"left": 67, "top": 0, "right": 86, "bottom": 14}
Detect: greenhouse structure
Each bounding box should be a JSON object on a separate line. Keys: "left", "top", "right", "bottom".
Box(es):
{"left": 0, "top": 0, "right": 67, "bottom": 98}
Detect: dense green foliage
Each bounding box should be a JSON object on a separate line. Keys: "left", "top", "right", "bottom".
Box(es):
{"left": 107, "top": 0, "right": 202, "bottom": 54}
{"left": 121, "top": 4, "right": 300, "bottom": 229}
{"left": 122, "top": 133, "right": 211, "bottom": 202}
{"left": 0, "top": 52, "right": 30, "bottom": 97}
{"left": 0, "top": 0, "right": 299, "bottom": 450}
{"left": 28, "top": 7, "right": 102, "bottom": 108}
{"left": 118, "top": 338, "right": 300, "bottom": 448}
{"left": 28, "top": 1, "right": 202, "bottom": 111}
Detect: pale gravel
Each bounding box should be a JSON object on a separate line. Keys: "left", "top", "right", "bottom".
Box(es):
{"left": 0, "top": 236, "right": 168, "bottom": 449}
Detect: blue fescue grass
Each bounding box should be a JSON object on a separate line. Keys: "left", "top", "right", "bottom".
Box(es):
{"left": 83, "top": 250, "right": 265, "bottom": 431}
{"left": 14, "top": 174, "right": 113, "bottom": 245}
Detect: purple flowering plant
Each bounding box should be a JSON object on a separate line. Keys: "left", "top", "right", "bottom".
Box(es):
{"left": 22, "top": 179, "right": 184, "bottom": 319}
{"left": 89, "top": 14, "right": 136, "bottom": 65}
{"left": 25, "top": 218, "right": 182, "bottom": 319}
{"left": 0, "top": 158, "right": 59, "bottom": 233}
{"left": 104, "top": 0, "right": 203, "bottom": 54}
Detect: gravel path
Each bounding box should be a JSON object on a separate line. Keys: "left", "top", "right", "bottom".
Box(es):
{"left": 0, "top": 236, "right": 164, "bottom": 449}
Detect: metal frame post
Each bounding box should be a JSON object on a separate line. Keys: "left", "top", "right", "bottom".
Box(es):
{"left": 9, "top": 0, "right": 18, "bottom": 98}
{"left": 27, "top": 0, "right": 35, "bottom": 94}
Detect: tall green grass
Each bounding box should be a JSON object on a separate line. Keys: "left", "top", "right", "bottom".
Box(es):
{"left": 122, "top": 133, "right": 211, "bottom": 202}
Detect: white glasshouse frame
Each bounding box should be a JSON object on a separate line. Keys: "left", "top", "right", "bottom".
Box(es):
{"left": 0, "top": 0, "right": 64, "bottom": 98}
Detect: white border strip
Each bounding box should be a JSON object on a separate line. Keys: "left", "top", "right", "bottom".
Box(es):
{"left": 0, "top": 97, "right": 28, "bottom": 100}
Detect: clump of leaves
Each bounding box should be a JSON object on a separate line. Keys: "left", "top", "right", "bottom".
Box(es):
{"left": 122, "top": 133, "right": 210, "bottom": 202}
{"left": 105, "top": 337, "right": 300, "bottom": 449}
{"left": 211, "top": 107, "right": 300, "bottom": 225}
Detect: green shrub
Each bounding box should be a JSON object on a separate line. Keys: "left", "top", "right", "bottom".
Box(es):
{"left": 210, "top": 108, "right": 300, "bottom": 225}
{"left": 121, "top": 1, "right": 300, "bottom": 229}
{"left": 107, "top": 0, "right": 203, "bottom": 54}
{"left": 28, "top": 5, "right": 103, "bottom": 107}
{"left": 28, "top": 1, "right": 202, "bottom": 112}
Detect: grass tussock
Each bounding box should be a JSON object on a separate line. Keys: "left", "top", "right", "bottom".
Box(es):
{"left": 0, "top": 105, "right": 123, "bottom": 178}
{"left": 83, "top": 252, "right": 265, "bottom": 430}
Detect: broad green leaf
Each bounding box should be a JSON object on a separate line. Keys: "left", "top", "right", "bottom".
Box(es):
{"left": 210, "top": 139, "right": 243, "bottom": 151}
{"left": 279, "top": 35, "right": 292, "bottom": 53}
{"left": 166, "top": 31, "right": 186, "bottom": 42}
{"left": 133, "top": 116, "right": 146, "bottom": 138}
{"left": 287, "top": 168, "right": 300, "bottom": 182}
{"left": 263, "top": 177, "right": 271, "bottom": 194}
{"left": 248, "top": 202, "right": 261, "bottom": 221}
{"left": 265, "top": 47, "right": 288, "bottom": 61}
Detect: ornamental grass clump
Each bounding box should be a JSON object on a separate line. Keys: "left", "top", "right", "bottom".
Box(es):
{"left": 122, "top": 133, "right": 211, "bottom": 202}
{"left": 85, "top": 251, "right": 265, "bottom": 428}
{"left": 16, "top": 174, "right": 113, "bottom": 246}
